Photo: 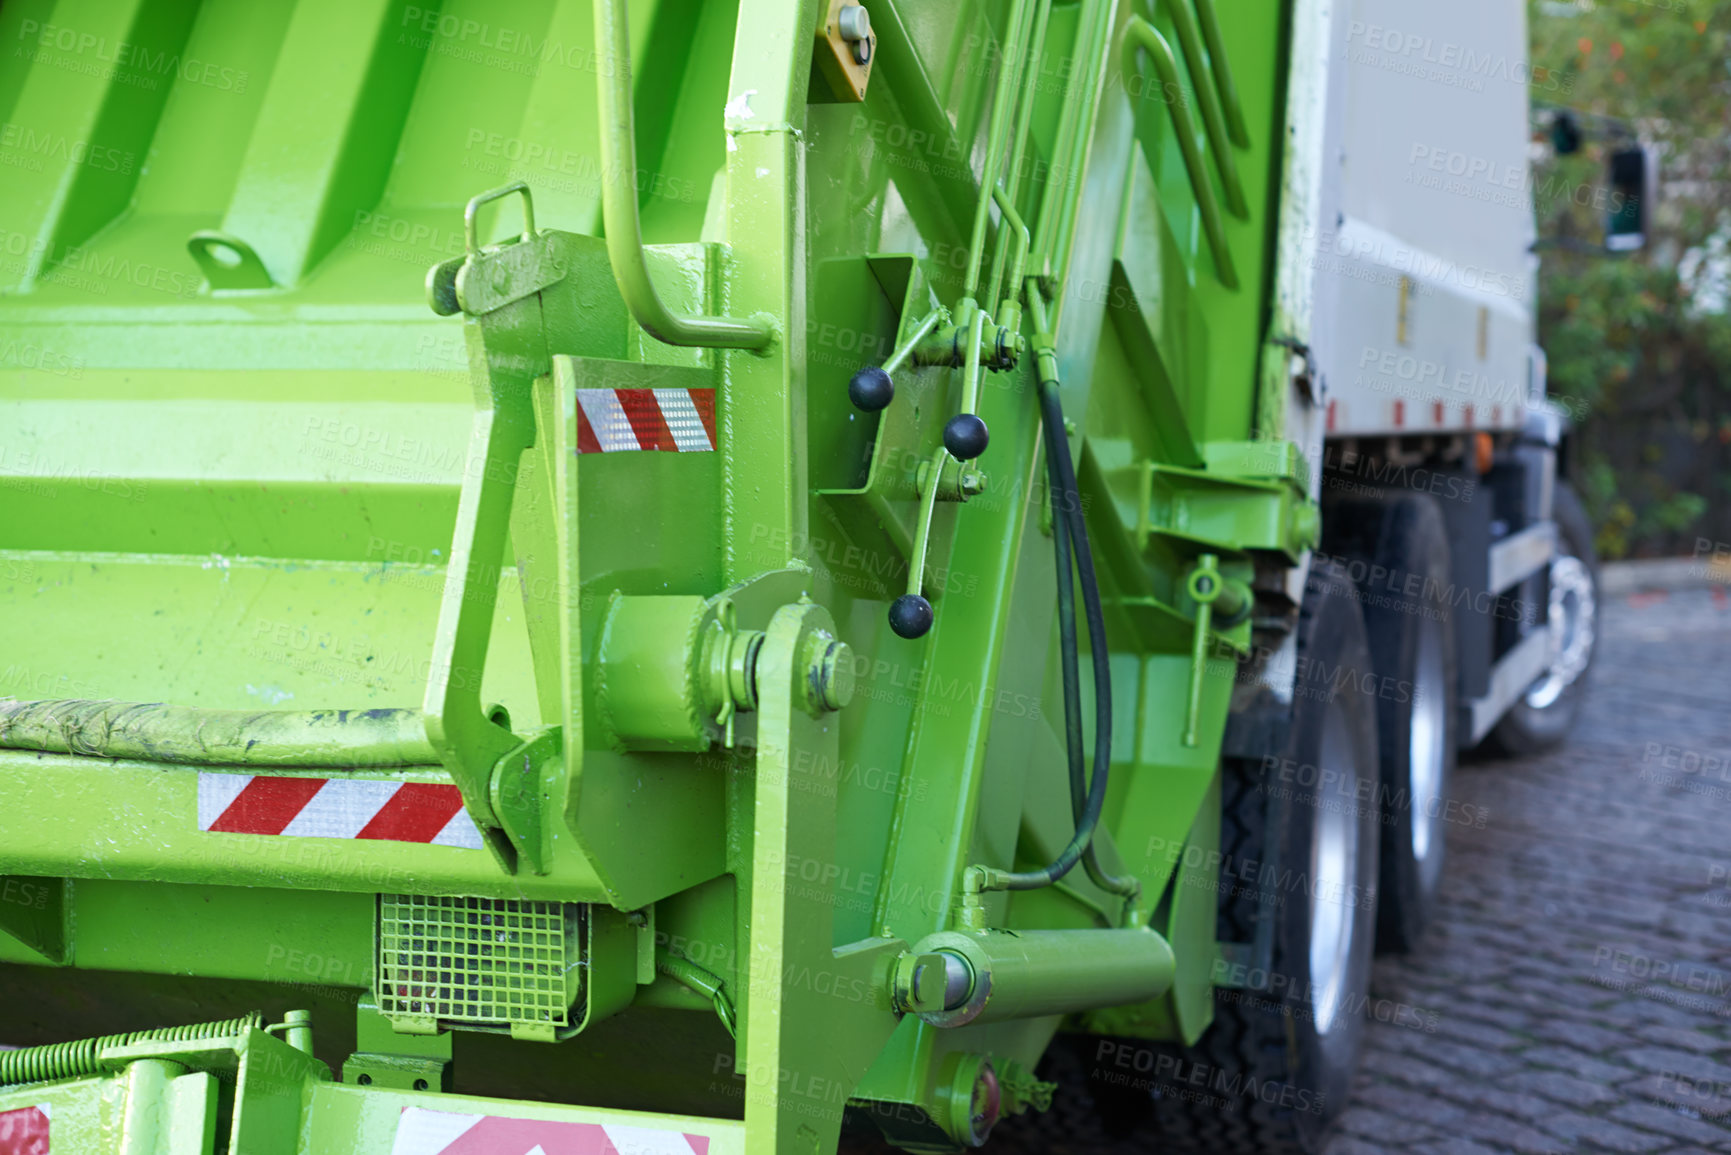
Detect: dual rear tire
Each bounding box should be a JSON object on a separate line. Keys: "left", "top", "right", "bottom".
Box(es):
{"left": 1322, "top": 492, "right": 1458, "bottom": 954}
{"left": 991, "top": 487, "right": 1596, "bottom": 1154}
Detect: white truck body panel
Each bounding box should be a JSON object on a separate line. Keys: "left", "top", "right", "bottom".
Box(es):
{"left": 1315, "top": 0, "right": 1541, "bottom": 437}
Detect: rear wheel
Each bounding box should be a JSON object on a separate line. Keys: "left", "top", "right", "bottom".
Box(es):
{"left": 988, "top": 560, "right": 1382, "bottom": 1154}
{"left": 1324, "top": 492, "right": 1458, "bottom": 954}
{"left": 1484, "top": 482, "right": 1598, "bottom": 756}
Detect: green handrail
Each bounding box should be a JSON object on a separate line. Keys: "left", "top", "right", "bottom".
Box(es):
{"left": 1194, "top": 0, "right": 1250, "bottom": 146}
{"left": 1121, "top": 17, "right": 1239, "bottom": 290}
{"left": 594, "top": 0, "right": 772, "bottom": 350}
{"left": 1162, "top": 0, "right": 1247, "bottom": 218}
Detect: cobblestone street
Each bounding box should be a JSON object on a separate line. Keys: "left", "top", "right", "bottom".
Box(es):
{"left": 1332, "top": 587, "right": 1731, "bottom": 1154}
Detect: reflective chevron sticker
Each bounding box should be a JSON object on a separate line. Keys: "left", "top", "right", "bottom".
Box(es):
{"left": 196, "top": 773, "right": 483, "bottom": 849}
{"left": 575, "top": 388, "right": 717, "bottom": 453}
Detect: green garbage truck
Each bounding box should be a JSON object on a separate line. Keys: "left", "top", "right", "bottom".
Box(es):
{"left": 0, "top": 0, "right": 1599, "bottom": 1151}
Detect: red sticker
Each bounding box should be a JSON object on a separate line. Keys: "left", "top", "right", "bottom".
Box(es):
{"left": 0, "top": 1105, "right": 49, "bottom": 1155}
{"left": 392, "top": 1107, "right": 710, "bottom": 1155}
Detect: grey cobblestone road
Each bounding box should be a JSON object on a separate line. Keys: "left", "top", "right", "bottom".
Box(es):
{"left": 1330, "top": 587, "right": 1731, "bottom": 1155}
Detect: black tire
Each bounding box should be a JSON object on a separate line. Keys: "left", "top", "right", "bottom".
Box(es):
{"left": 1482, "top": 482, "right": 1599, "bottom": 757}
{"left": 1323, "top": 492, "right": 1458, "bottom": 954}
{"left": 988, "top": 560, "right": 1382, "bottom": 1155}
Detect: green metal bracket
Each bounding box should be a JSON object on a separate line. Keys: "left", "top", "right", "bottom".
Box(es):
{"left": 817, "top": 256, "right": 959, "bottom": 594}
{"left": 421, "top": 227, "right": 544, "bottom": 871}
{"left": 906, "top": 299, "right": 1023, "bottom": 376}
{"left": 489, "top": 727, "right": 561, "bottom": 874}
{"left": 739, "top": 600, "right": 904, "bottom": 1155}
{"left": 186, "top": 229, "right": 276, "bottom": 291}
{"left": 0, "top": 876, "right": 66, "bottom": 964}
{"left": 422, "top": 185, "right": 638, "bottom": 877}
{"left": 344, "top": 1002, "right": 451, "bottom": 1093}
{"left": 1126, "top": 453, "right": 1318, "bottom": 561}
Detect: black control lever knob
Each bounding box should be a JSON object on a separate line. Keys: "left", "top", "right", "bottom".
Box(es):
{"left": 943, "top": 413, "right": 989, "bottom": 460}
{"left": 849, "top": 366, "right": 895, "bottom": 412}
{"left": 889, "top": 594, "right": 934, "bottom": 639}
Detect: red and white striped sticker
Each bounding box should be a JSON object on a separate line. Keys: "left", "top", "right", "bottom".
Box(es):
{"left": 197, "top": 773, "right": 482, "bottom": 849}
{"left": 0, "top": 1103, "right": 48, "bottom": 1155}
{"left": 576, "top": 388, "right": 716, "bottom": 454}
{"left": 391, "top": 1107, "right": 711, "bottom": 1155}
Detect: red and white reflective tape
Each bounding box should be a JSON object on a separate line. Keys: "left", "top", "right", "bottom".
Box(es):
{"left": 0, "top": 1103, "right": 49, "bottom": 1155}
{"left": 576, "top": 388, "right": 717, "bottom": 454}
{"left": 391, "top": 1107, "right": 711, "bottom": 1155}
{"left": 197, "top": 773, "right": 482, "bottom": 850}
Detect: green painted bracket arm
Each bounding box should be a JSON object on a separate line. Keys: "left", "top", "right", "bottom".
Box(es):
{"left": 738, "top": 600, "right": 903, "bottom": 1155}
{"left": 421, "top": 377, "right": 540, "bottom": 874}
{"left": 594, "top": 0, "right": 773, "bottom": 350}
{"left": 1120, "top": 17, "right": 1239, "bottom": 290}
{"left": 422, "top": 186, "right": 614, "bottom": 878}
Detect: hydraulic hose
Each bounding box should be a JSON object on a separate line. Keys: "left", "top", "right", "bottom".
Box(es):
{"left": 1045, "top": 398, "right": 1139, "bottom": 901}
{"left": 0, "top": 699, "right": 439, "bottom": 768}
{"left": 983, "top": 356, "right": 1119, "bottom": 891}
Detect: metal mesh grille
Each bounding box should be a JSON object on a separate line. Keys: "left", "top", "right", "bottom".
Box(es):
{"left": 377, "top": 894, "right": 578, "bottom": 1030}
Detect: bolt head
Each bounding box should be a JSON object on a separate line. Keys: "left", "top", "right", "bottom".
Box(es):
{"left": 816, "top": 640, "right": 854, "bottom": 711}
{"left": 944, "top": 413, "right": 990, "bottom": 461}
{"left": 848, "top": 365, "right": 894, "bottom": 412}
{"left": 838, "top": 4, "right": 871, "bottom": 41}
{"left": 888, "top": 594, "right": 933, "bottom": 639}
{"left": 904, "top": 953, "right": 948, "bottom": 1011}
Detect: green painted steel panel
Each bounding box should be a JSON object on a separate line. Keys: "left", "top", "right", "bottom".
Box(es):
{"left": 0, "top": 0, "right": 1307, "bottom": 1149}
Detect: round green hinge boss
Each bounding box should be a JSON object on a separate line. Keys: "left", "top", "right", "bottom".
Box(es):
{"left": 596, "top": 594, "right": 852, "bottom": 751}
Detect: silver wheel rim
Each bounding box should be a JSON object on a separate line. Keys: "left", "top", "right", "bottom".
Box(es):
{"left": 1526, "top": 553, "right": 1595, "bottom": 710}
{"left": 1409, "top": 615, "right": 1448, "bottom": 892}
{"left": 1309, "top": 706, "right": 1360, "bottom": 1037}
